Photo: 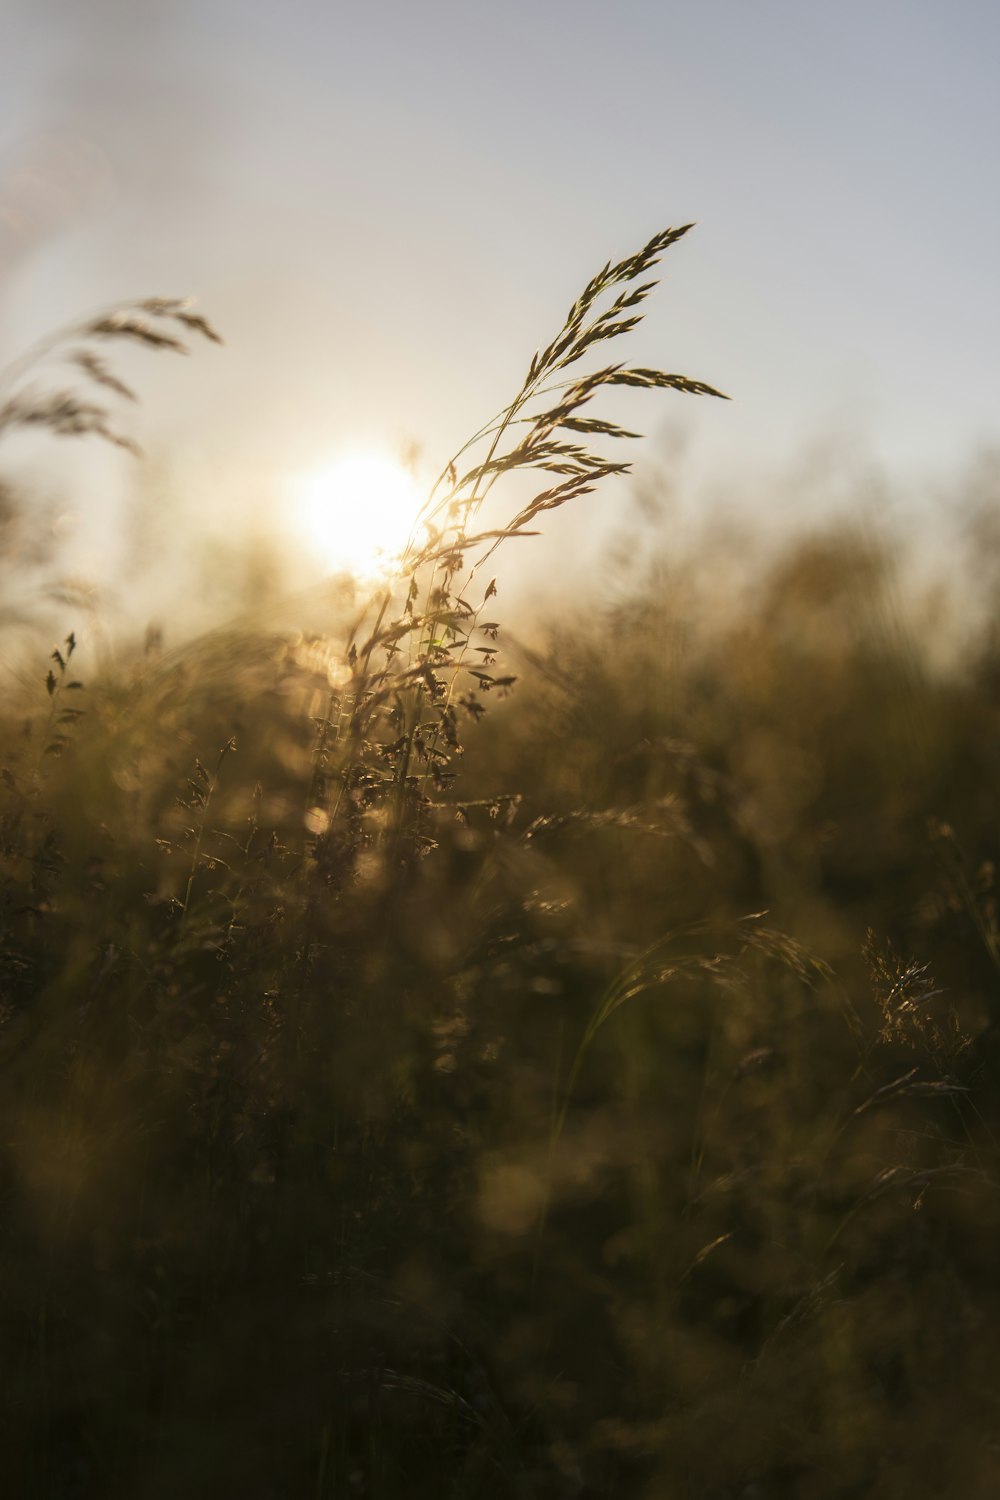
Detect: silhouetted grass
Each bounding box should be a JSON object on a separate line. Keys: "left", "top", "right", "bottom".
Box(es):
{"left": 3, "top": 239, "right": 1000, "bottom": 1499}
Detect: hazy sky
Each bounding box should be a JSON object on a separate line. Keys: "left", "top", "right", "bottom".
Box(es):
{"left": 1, "top": 0, "right": 998, "bottom": 615}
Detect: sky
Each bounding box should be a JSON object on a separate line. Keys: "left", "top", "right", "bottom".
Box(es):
{"left": 1, "top": 0, "right": 998, "bottom": 628}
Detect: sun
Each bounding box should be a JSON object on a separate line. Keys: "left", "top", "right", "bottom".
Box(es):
{"left": 291, "top": 451, "right": 422, "bottom": 579}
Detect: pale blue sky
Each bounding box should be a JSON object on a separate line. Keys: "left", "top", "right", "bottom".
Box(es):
{"left": 1, "top": 0, "right": 998, "bottom": 607}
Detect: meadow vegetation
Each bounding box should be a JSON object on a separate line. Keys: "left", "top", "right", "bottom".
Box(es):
{"left": 2, "top": 233, "right": 1000, "bottom": 1498}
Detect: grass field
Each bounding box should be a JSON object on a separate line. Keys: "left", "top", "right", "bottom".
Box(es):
{"left": 3, "top": 235, "right": 1000, "bottom": 1498}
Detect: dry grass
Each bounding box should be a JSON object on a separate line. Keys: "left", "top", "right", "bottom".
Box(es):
{"left": 1, "top": 235, "right": 1000, "bottom": 1498}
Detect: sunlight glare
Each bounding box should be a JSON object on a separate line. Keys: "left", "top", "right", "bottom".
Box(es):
{"left": 293, "top": 452, "right": 422, "bottom": 579}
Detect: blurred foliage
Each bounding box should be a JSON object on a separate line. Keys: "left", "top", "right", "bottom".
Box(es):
{"left": 3, "top": 515, "right": 1000, "bottom": 1499}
